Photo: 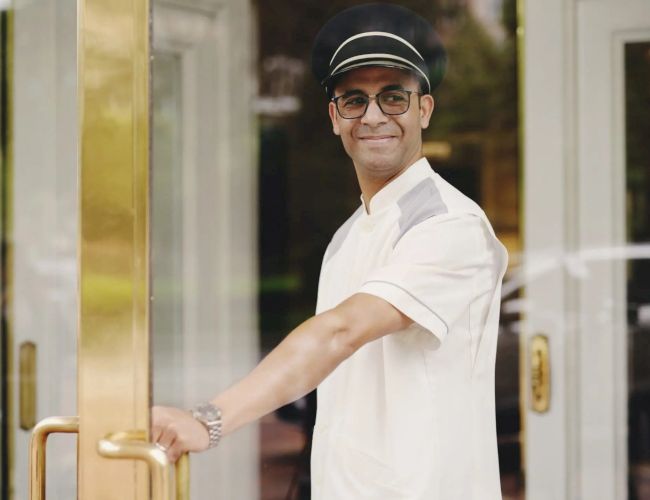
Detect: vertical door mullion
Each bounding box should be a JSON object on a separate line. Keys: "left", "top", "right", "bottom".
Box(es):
{"left": 78, "top": 0, "right": 151, "bottom": 498}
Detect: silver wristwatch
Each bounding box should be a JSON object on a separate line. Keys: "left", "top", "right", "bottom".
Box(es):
{"left": 190, "top": 402, "right": 223, "bottom": 449}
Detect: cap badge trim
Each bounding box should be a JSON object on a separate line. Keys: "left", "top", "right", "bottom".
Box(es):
{"left": 330, "top": 53, "right": 431, "bottom": 91}
{"left": 329, "top": 31, "right": 425, "bottom": 66}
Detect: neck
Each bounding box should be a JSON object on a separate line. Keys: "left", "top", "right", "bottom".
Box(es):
{"left": 358, "top": 170, "right": 404, "bottom": 213}
{"left": 356, "top": 155, "right": 424, "bottom": 214}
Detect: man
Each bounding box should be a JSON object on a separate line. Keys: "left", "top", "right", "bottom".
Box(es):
{"left": 153, "top": 4, "right": 508, "bottom": 499}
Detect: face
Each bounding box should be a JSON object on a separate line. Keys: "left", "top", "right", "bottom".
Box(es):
{"left": 328, "top": 66, "right": 434, "bottom": 180}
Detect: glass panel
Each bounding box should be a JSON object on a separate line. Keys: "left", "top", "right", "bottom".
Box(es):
{"left": 256, "top": 2, "right": 523, "bottom": 499}
{"left": 151, "top": 2, "right": 259, "bottom": 497}
{"left": 625, "top": 40, "right": 650, "bottom": 500}
{"left": 152, "top": 50, "right": 185, "bottom": 403}
{"left": 152, "top": 1, "right": 522, "bottom": 498}
{"left": 4, "top": 0, "right": 78, "bottom": 497}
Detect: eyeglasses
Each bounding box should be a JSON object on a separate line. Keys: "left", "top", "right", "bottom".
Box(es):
{"left": 331, "top": 89, "right": 422, "bottom": 119}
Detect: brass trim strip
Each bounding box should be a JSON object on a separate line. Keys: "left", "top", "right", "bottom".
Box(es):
{"left": 1, "top": 8, "right": 14, "bottom": 500}
{"left": 28, "top": 416, "right": 79, "bottom": 500}
{"left": 77, "top": 0, "right": 151, "bottom": 495}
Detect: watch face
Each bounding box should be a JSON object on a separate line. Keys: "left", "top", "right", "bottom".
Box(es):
{"left": 196, "top": 403, "right": 220, "bottom": 422}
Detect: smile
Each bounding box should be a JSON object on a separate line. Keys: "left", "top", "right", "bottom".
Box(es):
{"left": 358, "top": 136, "right": 396, "bottom": 144}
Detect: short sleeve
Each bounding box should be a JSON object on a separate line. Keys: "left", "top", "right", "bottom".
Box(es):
{"left": 358, "top": 214, "right": 498, "bottom": 343}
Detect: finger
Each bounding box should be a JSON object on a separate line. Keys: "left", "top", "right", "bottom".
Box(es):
{"left": 163, "top": 436, "right": 178, "bottom": 462}
{"left": 151, "top": 407, "right": 166, "bottom": 442}
{"left": 163, "top": 429, "right": 190, "bottom": 464}
{"left": 153, "top": 433, "right": 177, "bottom": 463}
{"left": 157, "top": 423, "right": 178, "bottom": 452}
{"left": 151, "top": 424, "right": 164, "bottom": 444}
{"left": 167, "top": 441, "right": 183, "bottom": 464}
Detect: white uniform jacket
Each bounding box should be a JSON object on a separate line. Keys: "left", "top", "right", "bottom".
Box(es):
{"left": 311, "top": 157, "right": 509, "bottom": 500}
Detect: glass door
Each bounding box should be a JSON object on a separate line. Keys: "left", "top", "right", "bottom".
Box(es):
{"left": 523, "top": 1, "right": 650, "bottom": 498}
{"left": 575, "top": 3, "right": 650, "bottom": 498}
{"left": 0, "top": 0, "right": 258, "bottom": 497}
{"left": 624, "top": 39, "right": 650, "bottom": 500}
{"left": 3, "top": 1, "right": 79, "bottom": 498}
{"left": 149, "top": 0, "right": 258, "bottom": 497}
{"left": 1, "top": 0, "right": 527, "bottom": 498}
{"left": 2, "top": 0, "right": 156, "bottom": 497}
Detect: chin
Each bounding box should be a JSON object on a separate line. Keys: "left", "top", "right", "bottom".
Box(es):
{"left": 357, "top": 155, "right": 402, "bottom": 177}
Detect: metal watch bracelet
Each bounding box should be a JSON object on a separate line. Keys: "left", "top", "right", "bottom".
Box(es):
{"left": 190, "top": 402, "right": 223, "bottom": 449}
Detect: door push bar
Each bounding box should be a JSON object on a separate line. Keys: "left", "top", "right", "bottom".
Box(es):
{"left": 28, "top": 416, "right": 189, "bottom": 500}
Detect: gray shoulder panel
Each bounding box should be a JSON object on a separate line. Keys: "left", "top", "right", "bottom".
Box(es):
{"left": 394, "top": 177, "right": 448, "bottom": 247}
{"left": 325, "top": 205, "right": 364, "bottom": 263}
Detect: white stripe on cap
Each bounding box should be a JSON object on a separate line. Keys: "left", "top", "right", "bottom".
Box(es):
{"left": 331, "top": 53, "right": 430, "bottom": 91}
{"left": 329, "top": 31, "right": 425, "bottom": 66}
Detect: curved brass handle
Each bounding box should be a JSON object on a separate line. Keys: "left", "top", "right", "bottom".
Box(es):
{"left": 29, "top": 417, "right": 188, "bottom": 500}
{"left": 29, "top": 416, "right": 80, "bottom": 500}
{"left": 97, "top": 430, "right": 189, "bottom": 500}
{"left": 175, "top": 453, "right": 190, "bottom": 500}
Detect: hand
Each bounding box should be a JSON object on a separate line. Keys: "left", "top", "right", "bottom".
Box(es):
{"left": 152, "top": 405, "right": 210, "bottom": 463}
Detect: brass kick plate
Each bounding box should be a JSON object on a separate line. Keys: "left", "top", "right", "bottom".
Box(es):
{"left": 530, "top": 334, "right": 550, "bottom": 413}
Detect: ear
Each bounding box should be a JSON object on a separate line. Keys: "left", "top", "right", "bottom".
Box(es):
{"left": 328, "top": 101, "right": 340, "bottom": 136}
{"left": 419, "top": 94, "right": 435, "bottom": 129}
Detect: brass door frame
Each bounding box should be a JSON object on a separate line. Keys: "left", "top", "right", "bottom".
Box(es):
{"left": 0, "top": 9, "right": 13, "bottom": 500}
{"left": 78, "top": 0, "right": 151, "bottom": 497}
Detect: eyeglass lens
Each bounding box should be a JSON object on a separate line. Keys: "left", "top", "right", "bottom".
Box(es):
{"left": 337, "top": 90, "right": 412, "bottom": 118}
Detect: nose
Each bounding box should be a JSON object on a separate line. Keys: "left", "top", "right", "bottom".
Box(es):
{"left": 360, "top": 96, "right": 388, "bottom": 126}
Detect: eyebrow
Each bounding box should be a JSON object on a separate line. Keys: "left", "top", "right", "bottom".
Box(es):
{"left": 339, "top": 84, "right": 406, "bottom": 98}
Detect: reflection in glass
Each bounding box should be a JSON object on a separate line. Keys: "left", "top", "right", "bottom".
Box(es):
{"left": 625, "top": 41, "right": 650, "bottom": 500}
{"left": 152, "top": 1, "right": 260, "bottom": 495}
{"left": 256, "top": 1, "right": 523, "bottom": 498}
{"left": 152, "top": 50, "right": 185, "bottom": 402}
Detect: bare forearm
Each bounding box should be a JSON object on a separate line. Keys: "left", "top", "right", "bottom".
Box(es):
{"left": 151, "top": 293, "right": 409, "bottom": 462}
{"left": 210, "top": 311, "right": 353, "bottom": 436}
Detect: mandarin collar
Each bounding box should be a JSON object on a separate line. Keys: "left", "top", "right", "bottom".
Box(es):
{"left": 360, "top": 157, "right": 433, "bottom": 215}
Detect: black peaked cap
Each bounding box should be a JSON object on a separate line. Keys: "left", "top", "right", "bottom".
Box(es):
{"left": 311, "top": 3, "right": 446, "bottom": 95}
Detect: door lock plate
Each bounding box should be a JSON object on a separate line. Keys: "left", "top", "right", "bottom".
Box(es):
{"left": 530, "top": 334, "right": 550, "bottom": 413}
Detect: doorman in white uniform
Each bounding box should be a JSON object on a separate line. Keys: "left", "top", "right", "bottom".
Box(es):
{"left": 152, "top": 4, "right": 509, "bottom": 499}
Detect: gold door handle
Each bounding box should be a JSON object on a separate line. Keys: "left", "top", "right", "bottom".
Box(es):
{"left": 29, "top": 416, "right": 80, "bottom": 500}
{"left": 19, "top": 342, "right": 37, "bottom": 430}
{"left": 176, "top": 452, "right": 190, "bottom": 500}
{"left": 97, "top": 430, "right": 189, "bottom": 500}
